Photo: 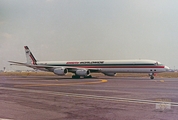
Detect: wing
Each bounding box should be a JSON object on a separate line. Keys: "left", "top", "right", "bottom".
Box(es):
{"left": 8, "top": 61, "right": 101, "bottom": 72}
{"left": 9, "top": 61, "right": 49, "bottom": 69}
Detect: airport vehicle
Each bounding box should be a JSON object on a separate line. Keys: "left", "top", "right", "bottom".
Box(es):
{"left": 9, "top": 46, "right": 169, "bottom": 79}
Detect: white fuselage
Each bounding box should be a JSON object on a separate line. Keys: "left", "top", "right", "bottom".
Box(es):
{"left": 36, "top": 59, "right": 169, "bottom": 73}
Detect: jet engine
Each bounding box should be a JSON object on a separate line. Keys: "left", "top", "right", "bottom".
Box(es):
{"left": 53, "top": 67, "right": 68, "bottom": 75}
{"left": 75, "top": 69, "right": 90, "bottom": 76}
{"left": 103, "top": 73, "right": 116, "bottom": 76}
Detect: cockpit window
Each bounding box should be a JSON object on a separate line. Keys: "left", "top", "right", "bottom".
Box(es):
{"left": 155, "top": 62, "right": 163, "bottom": 66}
{"left": 155, "top": 62, "right": 158, "bottom": 65}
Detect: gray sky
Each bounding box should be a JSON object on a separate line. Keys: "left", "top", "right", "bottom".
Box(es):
{"left": 0, "top": 0, "right": 178, "bottom": 70}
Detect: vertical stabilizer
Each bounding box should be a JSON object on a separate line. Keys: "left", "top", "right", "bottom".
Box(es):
{"left": 24, "top": 46, "right": 37, "bottom": 65}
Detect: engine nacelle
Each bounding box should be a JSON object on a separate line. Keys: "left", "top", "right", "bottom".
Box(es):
{"left": 53, "top": 67, "right": 68, "bottom": 75}
{"left": 103, "top": 73, "right": 116, "bottom": 76}
{"left": 75, "top": 69, "right": 90, "bottom": 76}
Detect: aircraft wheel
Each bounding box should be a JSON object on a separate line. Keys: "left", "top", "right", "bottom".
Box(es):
{"left": 84, "top": 75, "right": 92, "bottom": 78}
{"left": 72, "top": 75, "right": 80, "bottom": 79}
{"left": 150, "top": 76, "right": 154, "bottom": 79}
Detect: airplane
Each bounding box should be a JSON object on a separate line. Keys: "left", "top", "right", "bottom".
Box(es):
{"left": 9, "top": 46, "right": 170, "bottom": 79}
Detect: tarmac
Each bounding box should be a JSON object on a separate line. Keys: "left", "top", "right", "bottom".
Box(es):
{"left": 0, "top": 75, "right": 178, "bottom": 120}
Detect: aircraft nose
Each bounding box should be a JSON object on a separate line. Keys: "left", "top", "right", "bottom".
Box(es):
{"left": 164, "top": 66, "right": 170, "bottom": 71}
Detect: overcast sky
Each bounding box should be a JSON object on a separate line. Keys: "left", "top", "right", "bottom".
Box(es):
{"left": 0, "top": 0, "right": 178, "bottom": 70}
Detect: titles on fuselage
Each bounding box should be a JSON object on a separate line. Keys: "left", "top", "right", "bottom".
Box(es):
{"left": 66, "top": 61, "right": 104, "bottom": 64}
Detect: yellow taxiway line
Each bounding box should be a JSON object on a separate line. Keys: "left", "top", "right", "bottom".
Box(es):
{"left": 14, "top": 79, "right": 108, "bottom": 87}
{"left": 154, "top": 80, "right": 165, "bottom": 82}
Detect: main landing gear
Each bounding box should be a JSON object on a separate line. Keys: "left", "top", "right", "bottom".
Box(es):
{"left": 84, "top": 75, "right": 92, "bottom": 78}
{"left": 72, "top": 75, "right": 92, "bottom": 79}
{"left": 149, "top": 73, "right": 155, "bottom": 79}
{"left": 72, "top": 75, "right": 80, "bottom": 79}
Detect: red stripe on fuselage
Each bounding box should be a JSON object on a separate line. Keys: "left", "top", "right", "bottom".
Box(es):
{"left": 67, "top": 66, "right": 165, "bottom": 68}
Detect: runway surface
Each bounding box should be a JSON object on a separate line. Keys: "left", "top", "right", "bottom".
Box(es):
{"left": 0, "top": 76, "right": 178, "bottom": 120}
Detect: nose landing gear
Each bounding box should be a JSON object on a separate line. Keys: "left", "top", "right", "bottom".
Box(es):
{"left": 149, "top": 73, "right": 155, "bottom": 79}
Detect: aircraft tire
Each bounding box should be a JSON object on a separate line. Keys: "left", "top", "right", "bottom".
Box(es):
{"left": 84, "top": 75, "right": 92, "bottom": 78}
{"left": 150, "top": 76, "right": 154, "bottom": 79}
{"left": 72, "top": 75, "right": 80, "bottom": 79}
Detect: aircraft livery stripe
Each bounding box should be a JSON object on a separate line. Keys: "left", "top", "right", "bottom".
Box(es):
{"left": 44, "top": 64, "right": 157, "bottom": 66}
{"left": 40, "top": 64, "right": 164, "bottom": 68}
{"left": 69, "top": 66, "right": 165, "bottom": 68}
{"left": 30, "top": 54, "right": 36, "bottom": 65}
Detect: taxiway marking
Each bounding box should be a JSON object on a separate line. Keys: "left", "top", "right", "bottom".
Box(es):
{"left": 160, "top": 80, "right": 165, "bottom": 82}
{"left": 0, "top": 118, "right": 13, "bottom": 120}
{"left": 14, "top": 79, "right": 107, "bottom": 87}
{"left": 154, "top": 80, "right": 165, "bottom": 82}
{"left": 76, "top": 89, "right": 132, "bottom": 94}
{"left": 1, "top": 86, "right": 178, "bottom": 107}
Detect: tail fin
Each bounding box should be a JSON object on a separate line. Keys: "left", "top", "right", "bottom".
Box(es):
{"left": 24, "top": 46, "right": 37, "bottom": 65}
